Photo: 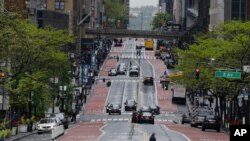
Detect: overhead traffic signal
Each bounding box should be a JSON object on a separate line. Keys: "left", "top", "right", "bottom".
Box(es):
{"left": 194, "top": 68, "right": 200, "bottom": 79}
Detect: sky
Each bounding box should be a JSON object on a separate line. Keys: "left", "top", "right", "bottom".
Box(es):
{"left": 130, "top": 0, "right": 158, "bottom": 8}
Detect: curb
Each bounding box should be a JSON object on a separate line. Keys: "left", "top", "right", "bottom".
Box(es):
{"left": 7, "top": 132, "right": 37, "bottom": 141}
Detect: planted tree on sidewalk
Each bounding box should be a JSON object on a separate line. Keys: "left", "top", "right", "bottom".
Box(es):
{"left": 0, "top": 13, "right": 75, "bottom": 117}
{"left": 173, "top": 21, "right": 250, "bottom": 120}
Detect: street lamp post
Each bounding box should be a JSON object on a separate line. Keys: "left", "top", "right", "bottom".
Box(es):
{"left": 59, "top": 85, "right": 67, "bottom": 112}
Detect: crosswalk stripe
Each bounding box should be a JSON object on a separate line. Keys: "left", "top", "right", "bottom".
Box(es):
{"left": 87, "top": 118, "right": 174, "bottom": 123}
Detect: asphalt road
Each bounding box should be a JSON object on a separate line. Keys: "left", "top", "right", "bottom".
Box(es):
{"left": 18, "top": 38, "right": 229, "bottom": 141}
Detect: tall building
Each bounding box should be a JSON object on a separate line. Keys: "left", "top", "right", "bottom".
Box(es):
{"left": 159, "top": 0, "right": 173, "bottom": 16}
{"left": 46, "top": 0, "right": 77, "bottom": 35}
{"left": 122, "top": 0, "right": 129, "bottom": 29}
{"left": 209, "top": 0, "right": 250, "bottom": 31}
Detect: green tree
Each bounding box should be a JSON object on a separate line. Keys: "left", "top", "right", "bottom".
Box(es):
{"left": 173, "top": 21, "right": 250, "bottom": 117}
{"left": 0, "top": 13, "right": 75, "bottom": 116}
{"left": 152, "top": 12, "right": 172, "bottom": 30}
{"left": 103, "top": 0, "right": 126, "bottom": 27}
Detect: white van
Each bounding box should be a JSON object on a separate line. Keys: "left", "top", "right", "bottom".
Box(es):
{"left": 117, "top": 63, "right": 127, "bottom": 75}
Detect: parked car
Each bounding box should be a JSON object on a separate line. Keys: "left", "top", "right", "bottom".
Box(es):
{"left": 143, "top": 77, "right": 154, "bottom": 85}
{"left": 124, "top": 99, "right": 137, "bottom": 111}
{"left": 138, "top": 112, "right": 154, "bottom": 124}
{"left": 149, "top": 105, "right": 160, "bottom": 115}
{"left": 37, "top": 117, "right": 62, "bottom": 134}
{"left": 201, "top": 115, "right": 221, "bottom": 132}
{"left": 108, "top": 68, "right": 117, "bottom": 76}
{"left": 117, "top": 63, "right": 127, "bottom": 75}
{"left": 106, "top": 103, "right": 121, "bottom": 115}
{"left": 181, "top": 113, "right": 191, "bottom": 124}
{"left": 47, "top": 113, "right": 69, "bottom": 129}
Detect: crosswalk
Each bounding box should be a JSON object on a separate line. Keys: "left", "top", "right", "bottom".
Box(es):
{"left": 119, "top": 55, "right": 156, "bottom": 60}
{"left": 96, "top": 79, "right": 161, "bottom": 83}
{"left": 89, "top": 118, "right": 174, "bottom": 123}
{"left": 108, "top": 55, "right": 156, "bottom": 60}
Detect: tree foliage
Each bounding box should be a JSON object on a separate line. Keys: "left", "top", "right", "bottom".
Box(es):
{"left": 103, "top": 0, "right": 126, "bottom": 20}
{"left": 152, "top": 12, "right": 172, "bottom": 30}
{"left": 173, "top": 21, "right": 250, "bottom": 98}
{"left": 0, "top": 13, "right": 75, "bottom": 115}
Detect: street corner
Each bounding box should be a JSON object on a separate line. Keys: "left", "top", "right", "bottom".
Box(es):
{"left": 58, "top": 121, "right": 105, "bottom": 141}
{"left": 164, "top": 124, "right": 229, "bottom": 141}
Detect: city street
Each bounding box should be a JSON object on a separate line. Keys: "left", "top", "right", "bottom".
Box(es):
{"left": 17, "top": 38, "right": 229, "bottom": 141}
{"left": 2, "top": 1, "right": 250, "bottom": 141}
{"left": 52, "top": 40, "right": 229, "bottom": 141}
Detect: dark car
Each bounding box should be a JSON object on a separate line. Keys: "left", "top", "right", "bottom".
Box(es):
{"left": 149, "top": 105, "right": 160, "bottom": 115}
{"left": 201, "top": 115, "right": 221, "bottom": 132}
{"left": 114, "top": 38, "right": 123, "bottom": 47}
{"left": 124, "top": 99, "right": 137, "bottom": 111}
{"left": 143, "top": 77, "right": 154, "bottom": 85}
{"left": 106, "top": 103, "right": 121, "bottom": 115}
{"left": 191, "top": 109, "right": 213, "bottom": 127}
{"left": 139, "top": 106, "right": 151, "bottom": 113}
{"left": 138, "top": 112, "right": 154, "bottom": 124}
{"left": 181, "top": 113, "right": 191, "bottom": 124}
{"left": 108, "top": 68, "right": 117, "bottom": 76}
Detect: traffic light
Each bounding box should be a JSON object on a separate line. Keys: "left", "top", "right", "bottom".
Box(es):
{"left": 194, "top": 68, "right": 200, "bottom": 79}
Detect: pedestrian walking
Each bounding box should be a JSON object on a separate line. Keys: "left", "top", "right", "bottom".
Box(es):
{"left": 130, "top": 61, "right": 132, "bottom": 67}
{"left": 149, "top": 133, "right": 156, "bottom": 141}
{"left": 72, "top": 110, "right": 77, "bottom": 123}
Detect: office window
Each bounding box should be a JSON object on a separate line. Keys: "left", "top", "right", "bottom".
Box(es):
{"left": 232, "top": 0, "right": 246, "bottom": 20}
{"left": 55, "top": 1, "right": 65, "bottom": 10}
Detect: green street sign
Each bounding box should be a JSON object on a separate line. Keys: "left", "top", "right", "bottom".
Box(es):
{"left": 215, "top": 71, "right": 241, "bottom": 79}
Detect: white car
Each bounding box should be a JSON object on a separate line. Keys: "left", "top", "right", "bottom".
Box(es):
{"left": 37, "top": 117, "right": 62, "bottom": 134}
